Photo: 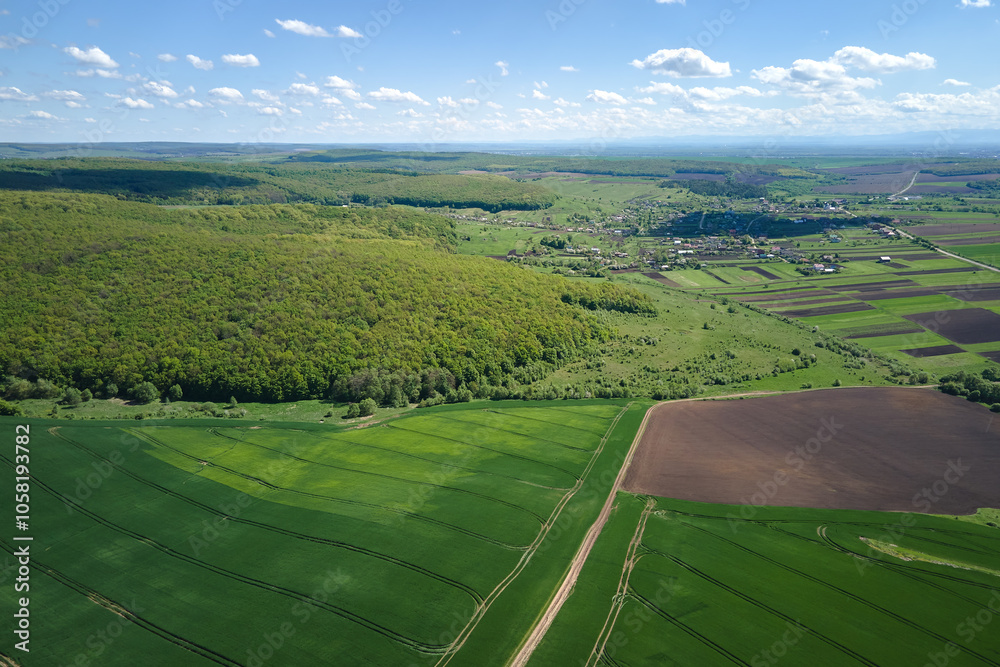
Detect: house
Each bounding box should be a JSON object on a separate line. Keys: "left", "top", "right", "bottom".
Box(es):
{"left": 879, "top": 256, "right": 891, "bottom": 263}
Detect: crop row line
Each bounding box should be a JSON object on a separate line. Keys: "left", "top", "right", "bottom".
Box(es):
{"left": 205, "top": 428, "right": 546, "bottom": 523}
{"left": 30, "top": 430, "right": 484, "bottom": 602}
{"left": 129, "top": 429, "right": 526, "bottom": 549}
{"left": 675, "top": 518, "right": 1000, "bottom": 666}
{"left": 387, "top": 422, "right": 581, "bottom": 482}
{"left": 0, "top": 540, "right": 241, "bottom": 666}
{"left": 629, "top": 590, "right": 748, "bottom": 666}
{"left": 641, "top": 545, "right": 878, "bottom": 666}
{"left": 434, "top": 403, "right": 633, "bottom": 667}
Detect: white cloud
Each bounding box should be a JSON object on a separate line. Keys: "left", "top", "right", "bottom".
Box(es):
{"left": 560, "top": 65, "right": 578, "bottom": 72}
{"left": 275, "top": 19, "right": 331, "bottom": 37}
{"left": 656, "top": 0, "right": 686, "bottom": 3}
{"left": 630, "top": 48, "right": 731, "bottom": 78}
{"left": 637, "top": 81, "right": 686, "bottom": 96}
{"left": 175, "top": 99, "right": 206, "bottom": 109}
{"left": 634, "top": 97, "right": 657, "bottom": 105}
{"left": 29, "top": 110, "right": 62, "bottom": 120}
{"left": 253, "top": 89, "right": 281, "bottom": 102}
{"left": 258, "top": 106, "right": 283, "bottom": 116}
{"left": 831, "top": 46, "right": 935, "bottom": 73}
{"left": 43, "top": 89, "right": 85, "bottom": 103}
{"left": 143, "top": 81, "right": 179, "bottom": 98}
{"left": 532, "top": 89, "right": 551, "bottom": 101}
{"left": 0, "top": 35, "right": 29, "bottom": 50}
{"left": 465, "top": 78, "right": 477, "bottom": 84}
{"left": 63, "top": 45, "right": 119, "bottom": 68}
{"left": 534, "top": 80, "right": 549, "bottom": 89}
{"left": 355, "top": 102, "right": 376, "bottom": 110}
{"left": 324, "top": 75, "right": 358, "bottom": 90}
{"left": 438, "top": 96, "right": 459, "bottom": 108}
{"left": 186, "top": 54, "right": 214, "bottom": 71}
{"left": 495, "top": 60, "right": 509, "bottom": 76}
{"left": 119, "top": 97, "right": 154, "bottom": 109}
{"left": 486, "top": 101, "right": 503, "bottom": 109}
{"left": 943, "top": 78, "right": 971, "bottom": 86}
{"left": 321, "top": 95, "right": 343, "bottom": 106}
{"left": 0, "top": 87, "right": 39, "bottom": 101}
{"left": 398, "top": 108, "right": 423, "bottom": 118}
{"left": 586, "top": 89, "right": 628, "bottom": 105}
{"left": 287, "top": 82, "right": 320, "bottom": 96}
{"left": 84, "top": 117, "right": 96, "bottom": 123}
{"left": 336, "top": 25, "right": 363, "bottom": 38}
{"left": 222, "top": 53, "right": 260, "bottom": 67}
{"left": 753, "top": 59, "right": 878, "bottom": 98}
{"left": 157, "top": 53, "right": 177, "bottom": 62}
{"left": 75, "top": 68, "right": 123, "bottom": 79}
{"left": 209, "top": 87, "right": 244, "bottom": 101}
{"left": 960, "top": 0, "right": 991, "bottom": 7}
{"left": 368, "top": 87, "right": 429, "bottom": 105}
{"left": 552, "top": 97, "right": 580, "bottom": 107}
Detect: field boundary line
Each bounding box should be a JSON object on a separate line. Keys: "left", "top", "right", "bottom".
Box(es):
{"left": 584, "top": 497, "right": 656, "bottom": 667}
{"left": 435, "top": 403, "right": 632, "bottom": 667}
{"left": 508, "top": 401, "right": 655, "bottom": 667}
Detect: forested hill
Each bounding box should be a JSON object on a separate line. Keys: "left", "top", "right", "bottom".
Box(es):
{"left": 0, "top": 158, "right": 556, "bottom": 212}
{"left": 0, "top": 192, "right": 653, "bottom": 404}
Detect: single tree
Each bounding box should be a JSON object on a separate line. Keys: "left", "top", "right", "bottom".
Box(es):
{"left": 345, "top": 403, "right": 360, "bottom": 419}
{"left": 131, "top": 381, "right": 160, "bottom": 405}
{"left": 62, "top": 387, "right": 82, "bottom": 407}
{"left": 168, "top": 384, "right": 183, "bottom": 401}
{"left": 359, "top": 398, "right": 377, "bottom": 417}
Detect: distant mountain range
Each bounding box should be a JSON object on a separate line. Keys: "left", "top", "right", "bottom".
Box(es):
{"left": 2, "top": 130, "right": 999, "bottom": 160}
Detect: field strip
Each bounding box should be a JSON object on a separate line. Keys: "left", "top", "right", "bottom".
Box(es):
{"left": 643, "top": 545, "right": 878, "bottom": 666}
{"left": 388, "top": 422, "right": 582, "bottom": 481}
{"left": 0, "top": 541, "right": 241, "bottom": 666}
{"left": 37, "top": 429, "right": 484, "bottom": 602}
{"left": 675, "top": 519, "right": 1000, "bottom": 666}
{"left": 890, "top": 226, "right": 1000, "bottom": 273}
{"left": 630, "top": 591, "right": 749, "bottom": 665}
{"left": 435, "top": 413, "right": 595, "bottom": 451}
{"left": 583, "top": 497, "right": 656, "bottom": 667}
{"left": 508, "top": 402, "right": 654, "bottom": 667}
{"left": 434, "top": 403, "right": 632, "bottom": 667}
{"left": 205, "top": 428, "right": 546, "bottom": 522}
{"left": 128, "top": 428, "right": 527, "bottom": 548}
{"left": 8, "top": 457, "right": 450, "bottom": 653}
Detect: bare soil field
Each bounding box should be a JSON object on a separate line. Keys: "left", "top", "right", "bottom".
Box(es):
{"left": 935, "top": 235, "right": 1000, "bottom": 246}
{"left": 903, "top": 308, "right": 1000, "bottom": 345}
{"left": 909, "top": 185, "right": 975, "bottom": 195}
{"left": 917, "top": 173, "right": 1000, "bottom": 182}
{"left": 896, "top": 267, "right": 978, "bottom": 276}
{"left": 841, "top": 324, "right": 925, "bottom": 339}
{"left": 914, "top": 223, "right": 1000, "bottom": 237}
{"left": 641, "top": 272, "right": 681, "bottom": 288}
{"left": 981, "top": 351, "right": 1000, "bottom": 363}
{"left": 900, "top": 344, "right": 965, "bottom": 358}
{"left": 773, "top": 302, "right": 875, "bottom": 317}
{"left": 814, "top": 170, "right": 916, "bottom": 194}
{"left": 834, "top": 279, "right": 920, "bottom": 292}
{"left": 758, "top": 296, "right": 856, "bottom": 308}
{"left": 824, "top": 164, "right": 914, "bottom": 175}
{"left": 622, "top": 387, "right": 1000, "bottom": 513}
{"left": 741, "top": 266, "right": 780, "bottom": 280}
{"left": 735, "top": 289, "right": 837, "bottom": 303}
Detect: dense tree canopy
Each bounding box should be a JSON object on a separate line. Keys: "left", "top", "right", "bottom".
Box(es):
{"left": 0, "top": 191, "right": 653, "bottom": 404}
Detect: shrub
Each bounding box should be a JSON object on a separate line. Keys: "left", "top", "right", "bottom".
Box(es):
{"left": 0, "top": 399, "right": 24, "bottom": 416}
{"left": 168, "top": 384, "right": 183, "bottom": 401}
{"left": 81, "top": 388, "right": 93, "bottom": 402}
{"left": 991, "top": 404, "right": 1000, "bottom": 413}
{"left": 345, "top": 403, "right": 360, "bottom": 418}
{"left": 131, "top": 381, "right": 160, "bottom": 404}
{"left": 61, "top": 387, "right": 82, "bottom": 407}
{"left": 358, "top": 398, "right": 377, "bottom": 417}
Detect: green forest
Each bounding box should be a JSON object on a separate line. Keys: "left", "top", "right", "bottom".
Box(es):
{"left": 0, "top": 158, "right": 557, "bottom": 211}
{"left": 0, "top": 191, "right": 654, "bottom": 405}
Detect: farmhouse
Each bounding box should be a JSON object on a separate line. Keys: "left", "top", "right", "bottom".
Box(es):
{"left": 879, "top": 256, "right": 891, "bottom": 263}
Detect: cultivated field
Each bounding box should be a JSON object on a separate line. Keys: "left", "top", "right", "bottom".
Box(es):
{"left": 623, "top": 387, "right": 1000, "bottom": 513}
{"left": 0, "top": 401, "right": 649, "bottom": 666}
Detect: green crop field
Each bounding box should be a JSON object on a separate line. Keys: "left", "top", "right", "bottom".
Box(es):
{"left": 0, "top": 401, "right": 649, "bottom": 666}
{"left": 533, "top": 495, "right": 1000, "bottom": 666}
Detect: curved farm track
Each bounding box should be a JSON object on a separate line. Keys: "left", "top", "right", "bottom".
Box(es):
{"left": 623, "top": 387, "right": 1000, "bottom": 514}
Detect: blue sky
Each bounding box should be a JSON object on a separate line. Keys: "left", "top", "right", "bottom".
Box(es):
{"left": 1, "top": 0, "right": 999, "bottom": 143}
